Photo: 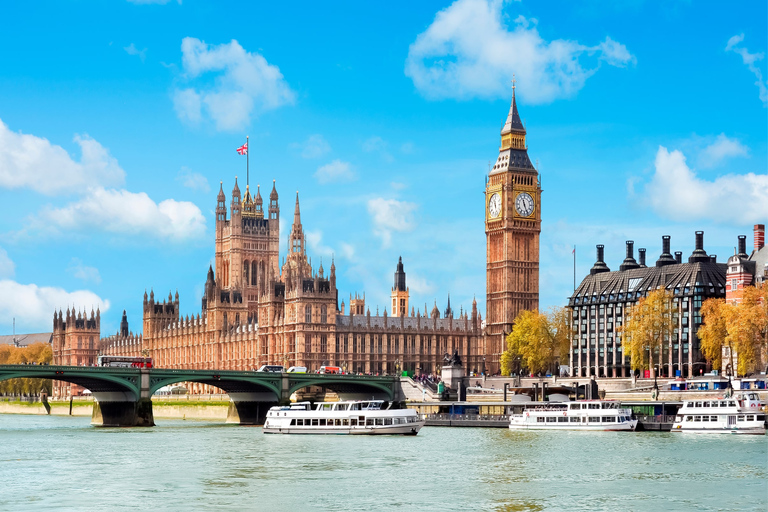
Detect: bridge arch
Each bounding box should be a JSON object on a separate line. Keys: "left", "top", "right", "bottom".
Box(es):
{"left": 287, "top": 376, "right": 395, "bottom": 401}
{"left": 148, "top": 370, "right": 281, "bottom": 400}
{"left": 0, "top": 365, "right": 141, "bottom": 399}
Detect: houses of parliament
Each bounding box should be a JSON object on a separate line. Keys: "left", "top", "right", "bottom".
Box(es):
{"left": 51, "top": 88, "right": 541, "bottom": 393}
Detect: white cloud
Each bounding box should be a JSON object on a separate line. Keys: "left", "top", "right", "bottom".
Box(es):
{"left": 363, "top": 136, "right": 393, "bottom": 162}
{"left": 0, "top": 279, "right": 109, "bottom": 333}
{"left": 699, "top": 134, "right": 748, "bottom": 169}
{"left": 124, "top": 43, "right": 147, "bottom": 62}
{"left": 407, "top": 274, "right": 436, "bottom": 296}
{"left": 405, "top": 0, "right": 635, "bottom": 102}
{"left": 367, "top": 198, "right": 417, "bottom": 247}
{"left": 173, "top": 37, "right": 295, "bottom": 131}
{"left": 0, "top": 119, "right": 125, "bottom": 195}
{"left": 641, "top": 146, "right": 768, "bottom": 223}
{"left": 726, "top": 33, "right": 768, "bottom": 106}
{"left": 34, "top": 187, "right": 206, "bottom": 241}
{"left": 314, "top": 159, "right": 356, "bottom": 184}
{"left": 292, "top": 134, "right": 331, "bottom": 159}
{"left": 176, "top": 166, "right": 210, "bottom": 192}
{"left": 67, "top": 258, "right": 102, "bottom": 284}
{"left": 340, "top": 242, "right": 355, "bottom": 260}
{"left": 0, "top": 247, "right": 14, "bottom": 279}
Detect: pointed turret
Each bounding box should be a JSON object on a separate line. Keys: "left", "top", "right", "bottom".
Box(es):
{"left": 501, "top": 80, "right": 526, "bottom": 135}
{"left": 294, "top": 191, "right": 301, "bottom": 225}
{"left": 254, "top": 184, "right": 264, "bottom": 219}
{"left": 492, "top": 77, "right": 534, "bottom": 172}
{"left": 216, "top": 181, "right": 227, "bottom": 223}
{"left": 231, "top": 177, "right": 241, "bottom": 217}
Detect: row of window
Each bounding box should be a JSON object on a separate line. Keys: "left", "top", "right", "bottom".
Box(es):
{"left": 534, "top": 416, "right": 631, "bottom": 423}
{"left": 289, "top": 416, "right": 418, "bottom": 427}
{"left": 682, "top": 415, "right": 762, "bottom": 422}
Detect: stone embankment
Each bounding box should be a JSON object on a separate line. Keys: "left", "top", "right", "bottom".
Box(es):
{"left": 0, "top": 396, "right": 231, "bottom": 421}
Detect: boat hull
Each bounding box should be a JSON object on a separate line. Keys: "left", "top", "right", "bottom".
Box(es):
{"left": 509, "top": 420, "right": 638, "bottom": 432}
{"left": 263, "top": 422, "right": 425, "bottom": 435}
{"left": 670, "top": 425, "right": 765, "bottom": 435}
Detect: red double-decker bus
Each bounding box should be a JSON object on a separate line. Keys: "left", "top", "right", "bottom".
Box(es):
{"left": 97, "top": 356, "right": 153, "bottom": 368}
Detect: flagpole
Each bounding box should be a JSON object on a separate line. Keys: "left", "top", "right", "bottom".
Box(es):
{"left": 573, "top": 245, "right": 576, "bottom": 292}
{"left": 246, "top": 135, "right": 249, "bottom": 187}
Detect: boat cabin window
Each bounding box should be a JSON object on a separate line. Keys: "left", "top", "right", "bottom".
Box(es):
{"left": 570, "top": 417, "right": 580, "bottom": 423}
{"left": 569, "top": 404, "right": 580, "bottom": 410}
{"left": 588, "top": 416, "right": 600, "bottom": 422}
{"left": 350, "top": 418, "right": 357, "bottom": 426}
{"left": 747, "top": 415, "right": 755, "bottom": 421}
{"left": 685, "top": 416, "right": 693, "bottom": 421}
{"left": 366, "top": 418, "right": 375, "bottom": 426}
{"left": 703, "top": 402, "right": 710, "bottom": 407}
{"left": 546, "top": 417, "right": 556, "bottom": 423}
{"left": 728, "top": 401, "right": 736, "bottom": 407}
{"left": 320, "top": 404, "right": 333, "bottom": 411}
{"left": 334, "top": 403, "right": 349, "bottom": 411}
{"left": 695, "top": 402, "right": 702, "bottom": 407}
{"left": 694, "top": 416, "right": 701, "bottom": 422}
{"left": 537, "top": 417, "right": 545, "bottom": 423}
{"left": 757, "top": 415, "right": 765, "bottom": 421}
{"left": 588, "top": 404, "right": 600, "bottom": 409}
{"left": 601, "top": 417, "right": 613, "bottom": 422}
{"left": 738, "top": 415, "right": 745, "bottom": 421}
{"left": 349, "top": 403, "right": 361, "bottom": 411}
{"left": 558, "top": 417, "right": 568, "bottom": 423}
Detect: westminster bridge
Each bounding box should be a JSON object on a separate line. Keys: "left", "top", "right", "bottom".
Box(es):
{"left": 0, "top": 365, "right": 403, "bottom": 427}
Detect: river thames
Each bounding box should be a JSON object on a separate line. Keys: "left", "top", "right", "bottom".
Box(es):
{"left": 0, "top": 414, "right": 765, "bottom": 512}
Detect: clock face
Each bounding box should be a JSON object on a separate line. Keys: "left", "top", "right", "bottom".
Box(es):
{"left": 515, "top": 192, "right": 534, "bottom": 217}
{"left": 488, "top": 193, "right": 501, "bottom": 218}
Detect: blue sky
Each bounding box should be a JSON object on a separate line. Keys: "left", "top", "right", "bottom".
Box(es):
{"left": 0, "top": 0, "right": 766, "bottom": 335}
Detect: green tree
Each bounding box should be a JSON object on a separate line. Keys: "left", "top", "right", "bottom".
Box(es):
{"left": 619, "top": 289, "right": 673, "bottom": 377}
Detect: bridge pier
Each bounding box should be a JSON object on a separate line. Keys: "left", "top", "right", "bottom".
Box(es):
{"left": 91, "top": 395, "right": 154, "bottom": 427}
{"left": 225, "top": 392, "right": 279, "bottom": 425}
{"left": 90, "top": 370, "right": 154, "bottom": 427}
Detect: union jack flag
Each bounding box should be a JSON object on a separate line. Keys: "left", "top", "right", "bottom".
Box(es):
{"left": 236, "top": 142, "right": 248, "bottom": 155}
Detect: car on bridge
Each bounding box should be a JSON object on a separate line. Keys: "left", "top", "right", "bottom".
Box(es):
{"left": 287, "top": 366, "right": 307, "bottom": 373}
{"left": 256, "top": 365, "right": 285, "bottom": 373}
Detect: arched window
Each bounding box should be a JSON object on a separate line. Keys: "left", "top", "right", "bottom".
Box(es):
{"left": 321, "top": 305, "right": 327, "bottom": 323}
{"left": 77, "top": 336, "right": 82, "bottom": 349}
{"left": 305, "top": 305, "right": 312, "bottom": 323}
{"left": 243, "top": 260, "right": 249, "bottom": 285}
{"left": 89, "top": 336, "right": 94, "bottom": 350}
{"left": 252, "top": 261, "right": 258, "bottom": 286}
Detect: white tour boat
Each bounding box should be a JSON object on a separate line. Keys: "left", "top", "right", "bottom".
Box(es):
{"left": 509, "top": 400, "right": 638, "bottom": 431}
{"left": 671, "top": 392, "right": 766, "bottom": 435}
{"left": 263, "top": 400, "right": 425, "bottom": 435}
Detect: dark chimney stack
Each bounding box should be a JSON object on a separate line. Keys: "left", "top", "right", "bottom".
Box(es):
{"left": 590, "top": 244, "right": 610, "bottom": 275}
{"left": 710, "top": 255, "right": 717, "bottom": 263}
{"left": 675, "top": 251, "right": 682, "bottom": 264}
{"left": 638, "top": 248, "right": 647, "bottom": 267}
{"left": 620, "top": 240, "right": 640, "bottom": 271}
{"left": 689, "top": 230, "right": 710, "bottom": 263}
{"left": 656, "top": 235, "right": 676, "bottom": 267}
{"left": 738, "top": 235, "right": 748, "bottom": 258}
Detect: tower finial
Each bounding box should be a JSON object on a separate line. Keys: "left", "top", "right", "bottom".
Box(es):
{"left": 512, "top": 73, "right": 516, "bottom": 95}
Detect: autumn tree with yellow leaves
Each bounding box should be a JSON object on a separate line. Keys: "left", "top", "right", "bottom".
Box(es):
{"left": 700, "top": 284, "right": 768, "bottom": 376}
{"left": 500, "top": 307, "right": 571, "bottom": 376}
{"left": 618, "top": 289, "right": 674, "bottom": 377}
{"left": 0, "top": 342, "right": 53, "bottom": 395}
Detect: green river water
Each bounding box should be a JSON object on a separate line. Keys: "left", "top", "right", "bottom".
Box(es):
{"left": 0, "top": 414, "right": 765, "bottom": 512}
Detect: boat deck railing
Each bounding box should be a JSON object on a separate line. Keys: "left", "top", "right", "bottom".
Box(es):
{"left": 423, "top": 413, "right": 509, "bottom": 422}
{"left": 637, "top": 414, "right": 677, "bottom": 424}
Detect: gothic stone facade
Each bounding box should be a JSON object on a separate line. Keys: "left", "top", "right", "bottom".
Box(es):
{"left": 95, "top": 178, "right": 485, "bottom": 390}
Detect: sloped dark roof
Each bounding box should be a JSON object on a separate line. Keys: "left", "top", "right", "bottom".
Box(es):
{"left": 570, "top": 259, "right": 726, "bottom": 305}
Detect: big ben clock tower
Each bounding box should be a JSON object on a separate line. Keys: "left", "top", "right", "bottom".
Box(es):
{"left": 485, "top": 81, "right": 541, "bottom": 374}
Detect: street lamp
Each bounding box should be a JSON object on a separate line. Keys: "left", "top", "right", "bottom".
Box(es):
{"left": 482, "top": 357, "right": 486, "bottom": 376}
